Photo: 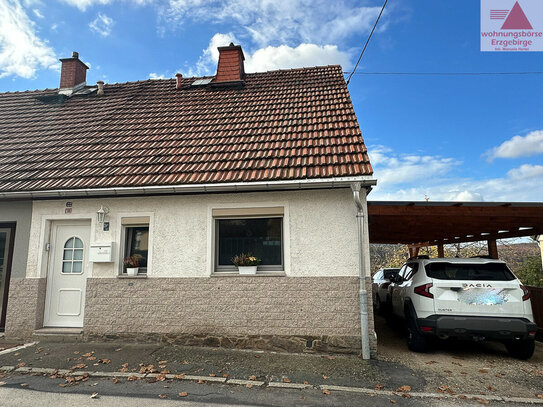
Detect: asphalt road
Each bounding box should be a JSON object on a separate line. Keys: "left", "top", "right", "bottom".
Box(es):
{"left": 0, "top": 373, "right": 525, "bottom": 407}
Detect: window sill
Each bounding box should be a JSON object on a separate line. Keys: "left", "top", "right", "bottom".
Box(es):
{"left": 211, "top": 271, "right": 286, "bottom": 277}
{"left": 117, "top": 274, "right": 148, "bottom": 279}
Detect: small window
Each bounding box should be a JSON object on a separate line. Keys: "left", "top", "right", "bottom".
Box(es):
{"left": 425, "top": 262, "right": 515, "bottom": 281}
{"left": 62, "top": 237, "right": 84, "bottom": 274}
{"left": 122, "top": 225, "right": 149, "bottom": 274}
{"left": 215, "top": 217, "right": 283, "bottom": 272}
{"left": 403, "top": 263, "right": 418, "bottom": 280}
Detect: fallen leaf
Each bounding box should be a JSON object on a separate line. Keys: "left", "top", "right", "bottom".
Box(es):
{"left": 156, "top": 374, "right": 166, "bottom": 381}
{"left": 112, "top": 378, "right": 119, "bottom": 384}
{"left": 401, "top": 393, "right": 412, "bottom": 398}
{"left": 16, "top": 363, "right": 26, "bottom": 368}
{"left": 71, "top": 363, "right": 87, "bottom": 370}
{"left": 248, "top": 375, "right": 257, "bottom": 381}
{"left": 98, "top": 359, "right": 111, "bottom": 364}
{"left": 396, "top": 385, "right": 411, "bottom": 392}
{"left": 323, "top": 375, "right": 328, "bottom": 380}
{"left": 322, "top": 389, "right": 331, "bottom": 395}
{"left": 174, "top": 374, "right": 185, "bottom": 380}
{"left": 73, "top": 351, "right": 79, "bottom": 355}
{"left": 390, "top": 400, "right": 397, "bottom": 404}
{"left": 161, "top": 370, "right": 170, "bottom": 375}
{"left": 158, "top": 394, "right": 168, "bottom": 399}
{"left": 20, "top": 383, "right": 28, "bottom": 387}
{"left": 198, "top": 379, "right": 204, "bottom": 384}
{"left": 158, "top": 360, "right": 168, "bottom": 364}
{"left": 183, "top": 361, "right": 189, "bottom": 365}
{"left": 472, "top": 397, "right": 489, "bottom": 405}
{"left": 209, "top": 373, "right": 216, "bottom": 377}
{"left": 303, "top": 381, "right": 309, "bottom": 385}
{"left": 87, "top": 357, "right": 97, "bottom": 361}
{"left": 222, "top": 374, "right": 229, "bottom": 378}
{"left": 458, "top": 395, "right": 468, "bottom": 399}
{"left": 127, "top": 375, "right": 139, "bottom": 381}
{"left": 537, "top": 394, "right": 543, "bottom": 399}
{"left": 179, "top": 392, "right": 188, "bottom": 397}
{"left": 282, "top": 377, "right": 291, "bottom": 383}
{"left": 158, "top": 365, "right": 167, "bottom": 369}
{"left": 90, "top": 392, "right": 98, "bottom": 399}
{"left": 82, "top": 352, "right": 94, "bottom": 357}
{"left": 375, "top": 384, "right": 384, "bottom": 390}
{"left": 246, "top": 383, "right": 253, "bottom": 388}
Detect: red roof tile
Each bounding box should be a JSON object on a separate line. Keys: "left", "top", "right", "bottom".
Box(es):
{"left": 0, "top": 65, "right": 372, "bottom": 193}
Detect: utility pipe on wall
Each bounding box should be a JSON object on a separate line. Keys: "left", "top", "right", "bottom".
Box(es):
{"left": 351, "top": 182, "right": 371, "bottom": 359}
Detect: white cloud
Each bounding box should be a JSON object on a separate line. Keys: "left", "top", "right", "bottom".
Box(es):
{"left": 369, "top": 146, "right": 543, "bottom": 202}
{"left": 0, "top": 0, "right": 57, "bottom": 79}
{"left": 60, "top": 0, "right": 152, "bottom": 11}
{"left": 32, "top": 8, "right": 43, "bottom": 18}
{"left": 149, "top": 72, "right": 165, "bottom": 79}
{"left": 89, "top": 13, "right": 114, "bottom": 37}
{"left": 183, "top": 32, "right": 352, "bottom": 76}
{"left": 486, "top": 130, "right": 543, "bottom": 160}
{"left": 165, "top": 0, "right": 383, "bottom": 47}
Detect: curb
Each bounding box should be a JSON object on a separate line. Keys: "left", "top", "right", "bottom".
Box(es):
{"left": 0, "top": 342, "right": 38, "bottom": 357}
{"left": 2, "top": 365, "right": 543, "bottom": 404}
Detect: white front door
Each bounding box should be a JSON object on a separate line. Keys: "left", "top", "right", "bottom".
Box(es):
{"left": 44, "top": 221, "right": 90, "bottom": 327}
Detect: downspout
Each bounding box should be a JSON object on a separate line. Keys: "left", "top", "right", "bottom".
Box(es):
{"left": 351, "top": 182, "right": 371, "bottom": 359}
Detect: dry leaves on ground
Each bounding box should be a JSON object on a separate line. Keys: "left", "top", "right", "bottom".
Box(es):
{"left": 179, "top": 392, "right": 188, "bottom": 397}
{"left": 15, "top": 363, "right": 25, "bottom": 368}
{"left": 158, "top": 394, "right": 168, "bottom": 399}
{"left": 437, "top": 385, "right": 456, "bottom": 395}
{"left": 98, "top": 359, "right": 110, "bottom": 364}
{"left": 71, "top": 363, "right": 87, "bottom": 370}
{"left": 537, "top": 394, "right": 543, "bottom": 399}
{"left": 282, "top": 377, "right": 291, "bottom": 383}
{"left": 322, "top": 389, "right": 331, "bottom": 395}
{"left": 248, "top": 375, "right": 257, "bottom": 381}
{"left": 472, "top": 397, "right": 489, "bottom": 405}
{"left": 375, "top": 384, "right": 384, "bottom": 390}
{"left": 174, "top": 374, "right": 185, "bottom": 380}
{"left": 119, "top": 363, "right": 129, "bottom": 373}
{"left": 396, "top": 385, "right": 411, "bottom": 392}
{"left": 82, "top": 352, "right": 94, "bottom": 357}
{"left": 112, "top": 378, "right": 119, "bottom": 384}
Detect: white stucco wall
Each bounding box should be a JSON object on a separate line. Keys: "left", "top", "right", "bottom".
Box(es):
{"left": 26, "top": 189, "right": 360, "bottom": 279}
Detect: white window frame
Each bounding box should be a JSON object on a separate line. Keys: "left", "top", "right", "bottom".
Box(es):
{"left": 117, "top": 213, "right": 154, "bottom": 276}
{"left": 207, "top": 203, "right": 290, "bottom": 276}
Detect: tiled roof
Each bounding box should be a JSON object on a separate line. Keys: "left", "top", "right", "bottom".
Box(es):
{"left": 0, "top": 65, "right": 372, "bottom": 193}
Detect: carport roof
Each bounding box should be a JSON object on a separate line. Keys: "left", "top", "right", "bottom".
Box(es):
{"left": 368, "top": 201, "right": 543, "bottom": 247}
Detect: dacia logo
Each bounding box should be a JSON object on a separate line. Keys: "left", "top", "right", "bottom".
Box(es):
{"left": 462, "top": 283, "right": 493, "bottom": 288}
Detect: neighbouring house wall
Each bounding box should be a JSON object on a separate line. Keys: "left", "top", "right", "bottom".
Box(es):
{"left": 8, "top": 189, "right": 376, "bottom": 354}
{"left": 0, "top": 200, "right": 32, "bottom": 279}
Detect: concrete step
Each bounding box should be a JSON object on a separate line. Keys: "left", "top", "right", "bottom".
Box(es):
{"left": 33, "top": 327, "right": 84, "bottom": 342}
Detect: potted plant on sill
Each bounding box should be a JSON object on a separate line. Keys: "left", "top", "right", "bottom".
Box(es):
{"left": 232, "top": 253, "right": 261, "bottom": 275}
{"left": 123, "top": 254, "right": 141, "bottom": 276}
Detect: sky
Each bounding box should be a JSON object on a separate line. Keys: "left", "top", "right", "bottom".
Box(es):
{"left": 0, "top": 0, "right": 542, "bottom": 202}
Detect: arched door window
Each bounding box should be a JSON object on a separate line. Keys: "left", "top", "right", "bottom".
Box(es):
{"left": 62, "top": 237, "right": 84, "bottom": 274}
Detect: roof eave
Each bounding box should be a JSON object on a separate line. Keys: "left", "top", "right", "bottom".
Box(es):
{"left": 0, "top": 176, "right": 377, "bottom": 200}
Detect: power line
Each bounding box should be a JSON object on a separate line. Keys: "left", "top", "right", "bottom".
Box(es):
{"left": 343, "top": 71, "right": 543, "bottom": 76}
{"left": 346, "top": 0, "right": 389, "bottom": 86}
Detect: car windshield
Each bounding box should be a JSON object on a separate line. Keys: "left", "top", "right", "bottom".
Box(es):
{"left": 424, "top": 262, "right": 516, "bottom": 281}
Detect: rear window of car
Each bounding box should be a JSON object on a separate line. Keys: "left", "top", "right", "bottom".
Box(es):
{"left": 424, "top": 262, "right": 516, "bottom": 281}
{"left": 383, "top": 269, "right": 400, "bottom": 279}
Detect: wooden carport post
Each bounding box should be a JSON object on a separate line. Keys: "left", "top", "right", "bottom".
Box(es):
{"left": 488, "top": 239, "right": 499, "bottom": 259}
{"left": 408, "top": 246, "right": 419, "bottom": 258}
{"left": 437, "top": 244, "right": 445, "bottom": 258}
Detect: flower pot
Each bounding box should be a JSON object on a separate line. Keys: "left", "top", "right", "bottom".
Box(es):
{"left": 126, "top": 267, "right": 139, "bottom": 276}
{"left": 238, "top": 266, "right": 257, "bottom": 275}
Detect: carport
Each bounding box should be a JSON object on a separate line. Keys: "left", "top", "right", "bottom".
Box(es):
{"left": 367, "top": 201, "right": 543, "bottom": 258}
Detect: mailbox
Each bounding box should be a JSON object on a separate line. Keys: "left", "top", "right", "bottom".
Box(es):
{"left": 89, "top": 243, "right": 113, "bottom": 263}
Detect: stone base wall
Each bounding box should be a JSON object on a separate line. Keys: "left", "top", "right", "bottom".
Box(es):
{"left": 5, "top": 278, "right": 46, "bottom": 339}
{"left": 84, "top": 276, "right": 369, "bottom": 354}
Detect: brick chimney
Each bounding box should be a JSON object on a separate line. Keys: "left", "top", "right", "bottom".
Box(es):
{"left": 59, "top": 51, "right": 89, "bottom": 90}
{"left": 214, "top": 43, "right": 245, "bottom": 84}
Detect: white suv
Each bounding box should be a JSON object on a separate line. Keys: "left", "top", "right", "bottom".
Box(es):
{"left": 387, "top": 256, "right": 537, "bottom": 359}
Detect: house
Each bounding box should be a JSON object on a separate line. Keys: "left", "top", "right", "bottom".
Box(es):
{"left": 0, "top": 44, "right": 376, "bottom": 356}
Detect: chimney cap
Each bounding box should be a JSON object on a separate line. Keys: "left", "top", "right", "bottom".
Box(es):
{"left": 59, "top": 51, "right": 90, "bottom": 69}
{"left": 175, "top": 73, "right": 183, "bottom": 77}
{"left": 216, "top": 43, "right": 245, "bottom": 60}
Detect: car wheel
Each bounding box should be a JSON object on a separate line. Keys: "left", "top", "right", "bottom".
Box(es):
{"left": 505, "top": 339, "right": 535, "bottom": 360}
{"left": 405, "top": 311, "right": 428, "bottom": 353}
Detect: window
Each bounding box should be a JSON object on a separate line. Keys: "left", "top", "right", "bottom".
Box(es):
{"left": 425, "top": 262, "right": 515, "bottom": 281}
{"left": 215, "top": 216, "right": 283, "bottom": 272}
{"left": 121, "top": 217, "right": 150, "bottom": 274}
{"left": 62, "top": 237, "right": 84, "bottom": 274}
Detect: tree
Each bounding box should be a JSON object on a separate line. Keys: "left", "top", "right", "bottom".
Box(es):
{"left": 516, "top": 256, "right": 543, "bottom": 287}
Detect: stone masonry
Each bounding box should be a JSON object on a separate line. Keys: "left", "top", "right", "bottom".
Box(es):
{"left": 5, "top": 278, "right": 46, "bottom": 339}
{"left": 84, "top": 276, "right": 375, "bottom": 354}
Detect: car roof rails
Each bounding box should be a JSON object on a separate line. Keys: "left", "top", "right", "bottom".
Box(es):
{"left": 407, "top": 255, "right": 430, "bottom": 261}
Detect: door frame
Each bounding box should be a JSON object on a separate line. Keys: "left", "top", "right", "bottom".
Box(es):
{"left": 0, "top": 223, "right": 16, "bottom": 331}
{"left": 43, "top": 219, "right": 91, "bottom": 328}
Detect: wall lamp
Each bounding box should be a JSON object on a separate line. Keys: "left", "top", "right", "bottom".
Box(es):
{"left": 96, "top": 205, "right": 110, "bottom": 224}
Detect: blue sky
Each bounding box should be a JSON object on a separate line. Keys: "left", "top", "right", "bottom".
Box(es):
{"left": 1, "top": 0, "right": 542, "bottom": 202}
